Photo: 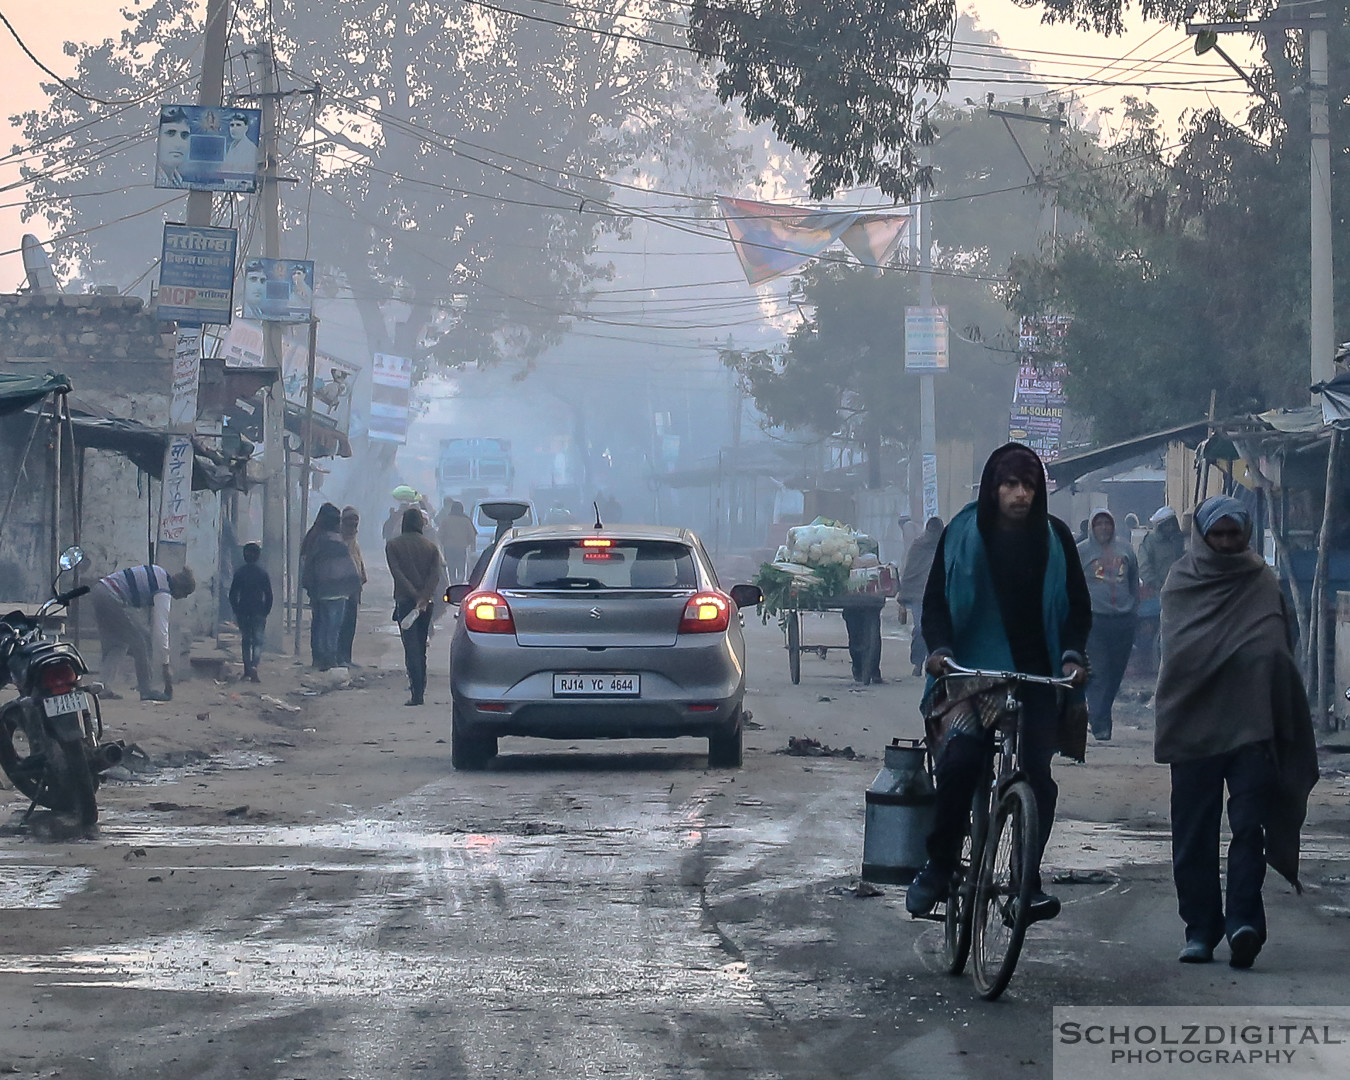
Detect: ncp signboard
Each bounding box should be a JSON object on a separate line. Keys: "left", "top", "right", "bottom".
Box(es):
{"left": 904, "top": 306, "right": 949, "bottom": 372}
{"left": 158, "top": 224, "right": 237, "bottom": 326}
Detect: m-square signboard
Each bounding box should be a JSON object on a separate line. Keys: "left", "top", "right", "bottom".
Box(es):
{"left": 158, "top": 224, "right": 237, "bottom": 326}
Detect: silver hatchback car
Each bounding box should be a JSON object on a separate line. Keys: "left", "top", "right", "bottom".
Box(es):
{"left": 446, "top": 524, "right": 761, "bottom": 770}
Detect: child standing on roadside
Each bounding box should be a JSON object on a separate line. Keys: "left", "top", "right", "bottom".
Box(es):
{"left": 229, "top": 541, "right": 273, "bottom": 682}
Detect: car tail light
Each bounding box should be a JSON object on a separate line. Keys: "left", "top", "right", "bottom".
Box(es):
{"left": 463, "top": 591, "right": 515, "bottom": 634}
{"left": 678, "top": 592, "right": 731, "bottom": 634}
{"left": 39, "top": 661, "right": 79, "bottom": 696}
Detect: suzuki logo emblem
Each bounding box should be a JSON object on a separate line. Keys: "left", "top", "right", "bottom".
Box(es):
{"left": 589, "top": 607, "right": 602, "bottom": 619}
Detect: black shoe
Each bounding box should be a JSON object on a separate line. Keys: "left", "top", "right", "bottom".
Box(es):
{"left": 102, "top": 690, "right": 124, "bottom": 701}
{"left": 1026, "top": 890, "right": 1062, "bottom": 922}
{"left": 140, "top": 691, "right": 171, "bottom": 703}
{"left": 905, "top": 860, "right": 950, "bottom": 916}
{"left": 1179, "top": 939, "right": 1214, "bottom": 963}
{"left": 405, "top": 697, "right": 424, "bottom": 707}
{"left": 1091, "top": 729, "right": 1112, "bottom": 742}
{"left": 1229, "top": 925, "right": 1261, "bottom": 969}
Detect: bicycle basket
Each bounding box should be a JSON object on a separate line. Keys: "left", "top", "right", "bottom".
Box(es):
{"left": 923, "top": 675, "right": 1011, "bottom": 758}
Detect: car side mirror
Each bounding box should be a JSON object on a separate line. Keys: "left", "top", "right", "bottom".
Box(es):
{"left": 729, "top": 584, "right": 762, "bottom": 609}
{"left": 446, "top": 584, "right": 472, "bottom": 605}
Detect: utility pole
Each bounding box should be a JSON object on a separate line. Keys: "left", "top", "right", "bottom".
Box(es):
{"left": 1187, "top": 7, "right": 1335, "bottom": 390}
{"left": 245, "top": 43, "right": 289, "bottom": 650}
{"left": 155, "top": 0, "right": 230, "bottom": 670}
{"left": 917, "top": 161, "right": 937, "bottom": 523}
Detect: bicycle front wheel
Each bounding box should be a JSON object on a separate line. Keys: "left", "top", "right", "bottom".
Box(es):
{"left": 942, "top": 826, "right": 975, "bottom": 975}
{"left": 971, "top": 780, "right": 1038, "bottom": 1000}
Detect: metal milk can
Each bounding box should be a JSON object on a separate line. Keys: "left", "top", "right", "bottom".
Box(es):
{"left": 861, "top": 738, "right": 935, "bottom": 884}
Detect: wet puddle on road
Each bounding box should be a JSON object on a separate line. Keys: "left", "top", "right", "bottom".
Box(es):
{"left": 0, "top": 865, "right": 93, "bottom": 908}
{"left": 107, "top": 749, "right": 283, "bottom": 787}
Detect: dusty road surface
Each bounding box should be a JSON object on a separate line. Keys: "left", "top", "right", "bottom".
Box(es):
{"left": 2, "top": 595, "right": 1349, "bottom": 1079}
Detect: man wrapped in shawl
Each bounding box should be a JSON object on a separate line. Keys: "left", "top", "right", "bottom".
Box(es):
{"left": 1156, "top": 495, "right": 1317, "bottom": 969}
{"left": 905, "top": 443, "right": 1092, "bottom": 922}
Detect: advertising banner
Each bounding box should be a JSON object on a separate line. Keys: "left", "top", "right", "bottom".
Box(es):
{"left": 905, "top": 306, "right": 950, "bottom": 372}
{"left": 219, "top": 318, "right": 266, "bottom": 368}
{"left": 370, "top": 353, "right": 413, "bottom": 444}
{"left": 283, "top": 347, "right": 360, "bottom": 433}
{"left": 158, "top": 224, "right": 237, "bottom": 326}
{"left": 242, "top": 258, "right": 315, "bottom": 323}
{"left": 155, "top": 104, "right": 261, "bottom": 192}
{"left": 1009, "top": 361, "right": 1069, "bottom": 462}
{"left": 1009, "top": 315, "right": 1073, "bottom": 462}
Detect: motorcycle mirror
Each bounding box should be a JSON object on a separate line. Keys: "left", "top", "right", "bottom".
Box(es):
{"left": 58, "top": 545, "right": 85, "bottom": 571}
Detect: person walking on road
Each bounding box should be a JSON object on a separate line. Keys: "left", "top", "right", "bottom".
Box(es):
{"left": 385, "top": 507, "right": 444, "bottom": 706}
{"left": 1138, "top": 506, "right": 1187, "bottom": 673}
{"left": 300, "top": 503, "right": 361, "bottom": 671}
{"left": 228, "top": 542, "right": 272, "bottom": 683}
{"left": 338, "top": 507, "right": 368, "bottom": 668}
{"left": 92, "top": 562, "right": 196, "bottom": 701}
{"left": 381, "top": 507, "right": 402, "bottom": 543}
{"left": 1155, "top": 495, "right": 1317, "bottom": 969}
{"left": 898, "top": 515, "right": 943, "bottom": 675}
{"left": 1077, "top": 508, "right": 1140, "bottom": 741}
{"left": 905, "top": 443, "right": 1091, "bottom": 923}
{"left": 436, "top": 499, "right": 477, "bottom": 583}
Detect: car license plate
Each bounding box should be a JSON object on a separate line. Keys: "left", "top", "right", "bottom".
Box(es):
{"left": 42, "top": 691, "right": 88, "bottom": 717}
{"left": 552, "top": 673, "right": 640, "bottom": 697}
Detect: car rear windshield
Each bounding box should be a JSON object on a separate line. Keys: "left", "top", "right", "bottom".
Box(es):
{"left": 497, "top": 539, "right": 698, "bottom": 590}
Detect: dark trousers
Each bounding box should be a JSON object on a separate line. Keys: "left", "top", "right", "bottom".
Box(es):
{"left": 1086, "top": 612, "right": 1137, "bottom": 738}
{"left": 443, "top": 547, "right": 467, "bottom": 584}
{"left": 926, "top": 685, "right": 1060, "bottom": 889}
{"left": 310, "top": 597, "right": 347, "bottom": 670}
{"left": 1170, "top": 740, "right": 1275, "bottom": 948}
{"left": 842, "top": 607, "right": 882, "bottom": 682}
{"left": 237, "top": 613, "right": 266, "bottom": 672}
{"left": 394, "top": 599, "right": 433, "bottom": 701}
{"left": 906, "top": 598, "right": 926, "bottom": 666}
{"left": 337, "top": 587, "right": 361, "bottom": 666}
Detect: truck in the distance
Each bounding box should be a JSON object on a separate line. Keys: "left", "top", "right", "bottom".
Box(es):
{"left": 436, "top": 437, "right": 515, "bottom": 503}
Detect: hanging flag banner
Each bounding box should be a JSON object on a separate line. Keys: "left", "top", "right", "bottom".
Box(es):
{"left": 241, "top": 258, "right": 315, "bottom": 323}
{"left": 717, "top": 197, "right": 909, "bottom": 285}
{"left": 155, "top": 104, "right": 261, "bottom": 192}
{"left": 370, "top": 353, "right": 413, "bottom": 444}
{"left": 158, "top": 224, "right": 237, "bottom": 326}
{"left": 905, "top": 306, "right": 950, "bottom": 372}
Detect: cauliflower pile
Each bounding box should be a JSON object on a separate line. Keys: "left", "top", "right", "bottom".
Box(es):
{"left": 784, "top": 522, "right": 860, "bottom": 569}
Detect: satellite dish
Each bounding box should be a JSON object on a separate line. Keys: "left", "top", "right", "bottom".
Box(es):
{"left": 21, "top": 235, "right": 61, "bottom": 295}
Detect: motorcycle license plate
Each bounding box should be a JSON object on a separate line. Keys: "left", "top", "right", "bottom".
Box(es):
{"left": 42, "top": 691, "right": 88, "bottom": 717}
{"left": 552, "top": 673, "right": 640, "bottom": 697}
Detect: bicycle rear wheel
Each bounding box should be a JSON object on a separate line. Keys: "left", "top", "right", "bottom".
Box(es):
{"left": 971, "top": 780, "right": 1038, "bottom": 1000}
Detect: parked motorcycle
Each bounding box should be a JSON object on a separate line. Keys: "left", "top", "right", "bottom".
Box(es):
{"left": 0, "top": 546, "right": 122, "bottom": 827}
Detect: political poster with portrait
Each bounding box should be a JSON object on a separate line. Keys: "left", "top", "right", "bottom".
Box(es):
{"left": 370, "top": 353, "right": 413, "bottom": 444}
{"left": 155, "top": 104, "right": 261, "bottom": 192}
{"left": 240, "top": 258, "right": 315, "bottom": 323}
{"left": 158, "top": 224, "right": 237, "bottom": 326}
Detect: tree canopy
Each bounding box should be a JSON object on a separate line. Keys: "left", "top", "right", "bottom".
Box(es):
{"left": 14, "top": 1, "right": 745, "bottom": 372}
{"left": 688, "top": 1, "right": 1281, "bottom": 199}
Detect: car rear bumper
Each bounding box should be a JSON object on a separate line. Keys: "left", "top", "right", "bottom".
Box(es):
{"left": 450, "top": 632, "right": 744, "bottom": 739}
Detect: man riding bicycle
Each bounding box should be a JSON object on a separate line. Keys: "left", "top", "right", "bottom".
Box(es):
{"left": 906, "top": 443, "right": 1092, "bottom": 922}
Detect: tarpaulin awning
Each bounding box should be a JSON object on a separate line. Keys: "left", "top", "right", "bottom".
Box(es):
{"left": 1045, "top": 420, "right": 1211, "bottom": 484}
{"left": 0, "top": 371, "right": 70, "bottom": 417}
{"left": 1311, "top": 373, "right": 1350, "bottom": 430}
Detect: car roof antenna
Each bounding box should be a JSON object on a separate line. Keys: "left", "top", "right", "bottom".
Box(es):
{"left": 593, "top": 501, "right": 603, "bottom": 530}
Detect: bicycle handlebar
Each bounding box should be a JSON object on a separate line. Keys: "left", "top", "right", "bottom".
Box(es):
{"left": 938, "top": 659, "right": 1079, "bottom": 689}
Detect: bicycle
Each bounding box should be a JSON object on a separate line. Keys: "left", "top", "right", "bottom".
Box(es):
{"left": 914, "top": 659, "right": 1078, "bottom": 1001}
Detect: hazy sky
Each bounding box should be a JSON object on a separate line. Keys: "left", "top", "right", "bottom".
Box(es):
{"left": 0, "top": 1, "right": 1256, "bottom": 290}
